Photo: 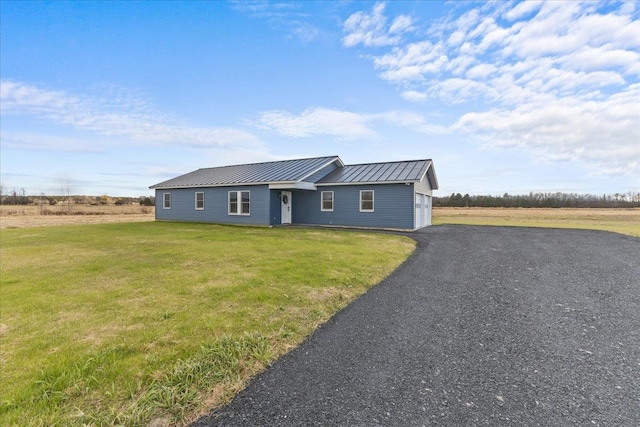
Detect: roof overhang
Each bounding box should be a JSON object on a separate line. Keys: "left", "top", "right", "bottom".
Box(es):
{"left": 316, "top": 180, "right": 419, "bottom": 187}
{"left": 151, "top": 181, "right": 318, "bottom": 190}
{"left": 414, "top": 160, "right": 439, "bottom": 190}
{"left": 269, "top": 182, "right": 317, "bottom": 191}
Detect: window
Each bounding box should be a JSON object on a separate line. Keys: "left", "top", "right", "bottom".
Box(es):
{"left": 163, "top": 193, "right": 171, "bottom": 209}
{"left": 360, "top": 190, "right": 374, "bottom": 212}
{"left": 229, "top": 190, "right": 250, "bottom": 215}
{"left": 241, "top": 191, "right": 250, "bottom": 214}
{"left": 321, "top": 191, "right": 334, "bottom": 211}
{"left": 195, "top": 192, "right": 204, "bottom": 210}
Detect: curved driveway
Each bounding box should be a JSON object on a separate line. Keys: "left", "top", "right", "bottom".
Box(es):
{"left": 193, "top": 225, "right": 640, "bottom": 426}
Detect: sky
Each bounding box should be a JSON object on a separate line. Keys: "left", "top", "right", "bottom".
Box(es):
{"left": 1, "top": 1, "right": 639, "bottom": 197}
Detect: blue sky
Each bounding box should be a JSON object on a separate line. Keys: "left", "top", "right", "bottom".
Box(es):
{"left": 1, "top": 1, "right": 638, "bottom": 197}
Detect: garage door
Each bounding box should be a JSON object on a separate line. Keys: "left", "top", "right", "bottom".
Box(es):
{"left": 415, "top": 194, "right": 425, "bottom": 229}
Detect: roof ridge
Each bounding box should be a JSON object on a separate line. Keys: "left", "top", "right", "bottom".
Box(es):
{"left": 344, "top": 159, "right": 431, "bottom": 167}
{"left": 196, "top": 155, "right": 340, "bottom": 171}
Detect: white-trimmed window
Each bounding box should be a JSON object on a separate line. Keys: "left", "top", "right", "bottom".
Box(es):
{"left": 360, "top": 190, "right": 374, "bottom": 212}
{"left": 195, "top": 192, "right": 204, "bottom": 210}
{"left": 321, "top": 191, "right": 334, "bottom": 212}
{"left": 163, "top": 193, "right": 171, "bottom": 209}
{"left": 228, "top": 190, "right": 250, "bottom": 215}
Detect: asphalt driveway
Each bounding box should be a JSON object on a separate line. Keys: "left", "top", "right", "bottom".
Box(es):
{"left": 192, "top": 225, "right": 640, "bottom": 426}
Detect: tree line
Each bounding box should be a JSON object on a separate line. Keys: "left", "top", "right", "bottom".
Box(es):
{"left": 0, "top": 188, "right": 155, "bottom": 207}
{"left": 435, "top": 192, "right": 640, "bottom": 208}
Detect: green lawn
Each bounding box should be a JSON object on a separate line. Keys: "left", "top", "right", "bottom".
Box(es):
{"left": 0, "top": 222, "right": 415, "bottom": 426}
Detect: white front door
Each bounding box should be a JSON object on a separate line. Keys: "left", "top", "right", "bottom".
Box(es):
{"left": 281, "top": 191, "right": 292, "bottom": 224}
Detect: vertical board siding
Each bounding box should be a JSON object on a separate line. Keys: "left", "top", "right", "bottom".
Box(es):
{"left": 155, "top": 185, "right": 271, "bottom": 225}
{"left": 414, "top": 175, "right": 433, "bottom": 196}
{"left": 293, "top": 184, "right": 414, "bottom": 229}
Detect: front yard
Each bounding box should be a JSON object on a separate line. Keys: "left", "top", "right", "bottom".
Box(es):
{"left": 0, "top": 222, "right": 415, "bottom": 426}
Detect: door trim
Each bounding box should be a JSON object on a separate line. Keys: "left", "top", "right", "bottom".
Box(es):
{"left": 281, "top": 191, "right": 292, "bottom": 224}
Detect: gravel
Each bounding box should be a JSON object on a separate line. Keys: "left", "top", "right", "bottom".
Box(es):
{"left": 191, "top": 225, "right": 640, "bottom": 426}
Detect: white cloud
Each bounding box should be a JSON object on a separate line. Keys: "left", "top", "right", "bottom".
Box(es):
{"left": 371, "top": 110, "right": 447, "bottom": 134}
{"left": 466, "top": 63, "right": 497, "bottom": 79}
{"left": 343, "top": 1, "right": 640, "bottom": 179}
{"left": 257, "top": 107, "right": 446, "bottom": 138}
{"left": 0, "top": 132, "right": 104, "bottom": 152}
{"left": 291, "top": 21, "right": 322, "bottom": 43}
{"left": 389, "top": 14, "right": 415, "bottom": 34}
{"left": 232, "top": 1, "right": 325, "bottom": 44}
{"left": 362, "top": 2, "right": 639, "bottom": 100}
{"left": 342, "top": 2, "right": 414, "bottom": 47}
{"left": 401, "top": 90, "right": 428, "bottom": 102}
{"left": 455, "top": 84, "right": 640, "bottom": 176}
{"left": 257, "top": 107, "right": 376, "bottom": 138}
{"left": 0, "top": 80, "right": 262, "bottom": 150}
{"left": 563, "top": 46, "right": 640, "bottom": 75}
{"left": 504, "top": 1, "right": 543, "bottom": 21}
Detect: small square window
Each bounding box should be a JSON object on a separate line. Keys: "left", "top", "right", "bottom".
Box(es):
{"left": 321, "top": 191, "right": 334, "bottom": 211}
{"left": 163, "top": 193, "right": 171, "bottom": 209}
{"left": 195, "top": 192, "right": 204, "bottom": 210}
{"left": 360, "top": 190, "right": 374, "bottom": 212}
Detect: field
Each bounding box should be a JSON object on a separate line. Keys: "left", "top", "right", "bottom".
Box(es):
{"left": 433, "top": 207, "right": 640, "bottom": 237}
{"left": 0, "top": 204, "right": 154, "bottom": 229}
{"left": 1, "top": 205, "right": 637, "bottom": 425}
{"left": 3, "top": 205, "right": 638, "bottom": 237}
{"left": 0, "top": 221, "right": 415, "bottom": 426}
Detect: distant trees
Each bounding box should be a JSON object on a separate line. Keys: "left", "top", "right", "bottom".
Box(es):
{"left": 435, "top": 192, "right": 640, "bottom": 208}
{"left": 5, "top": 188, "right": 30, "bottom": 205}
{"left": 0, "top": 192, "right": 156, "bottom": 207}
{"left": 140, "top": 197, "right": 154, "bottom": 206}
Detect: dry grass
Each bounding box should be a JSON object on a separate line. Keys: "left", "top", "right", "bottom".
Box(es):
{"left": 0, "top": 204, "right": 155, "bottom": 229}
{"left": 433, "top": 207, "right": 640, "bottom": 237}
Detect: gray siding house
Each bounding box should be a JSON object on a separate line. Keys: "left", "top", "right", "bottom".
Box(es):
{"left": 149, "top": 155, "right": 438, "bottom": 231}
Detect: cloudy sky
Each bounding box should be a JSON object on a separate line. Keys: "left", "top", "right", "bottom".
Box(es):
{"left": 1, "top": 1, "right": 638, "bottom": 197}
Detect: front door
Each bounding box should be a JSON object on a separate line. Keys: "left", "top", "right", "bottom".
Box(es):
{"left": 281, "top": 191, "right": 292, "bottom": 224}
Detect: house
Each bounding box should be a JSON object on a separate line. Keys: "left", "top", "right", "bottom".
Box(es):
{"left": 149, "top": 155, "right": 438, "bottom": 231}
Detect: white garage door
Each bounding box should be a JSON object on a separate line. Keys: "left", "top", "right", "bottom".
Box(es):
{"left": 415, "top": 194, "right": 425, "bottom": 229}
{"left": 415, "top": 194, "right": 432, "bottom": 229}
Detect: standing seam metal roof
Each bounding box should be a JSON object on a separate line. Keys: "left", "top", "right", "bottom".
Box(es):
{"left": 149, "top": 156, "right": 340, "bottom": 189}
{"left": 150, "top": 157, "right": 438, "bottom": 190}
{"left": 317, "top": 159, "right": 433, "bottom": 184}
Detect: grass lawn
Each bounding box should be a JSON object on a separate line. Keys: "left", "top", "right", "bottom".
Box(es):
{"left": 0, "top": 222, "right": 415, "bottom": 426}
{"left": 433, "top": 207, "right": 640, "bottom": 238}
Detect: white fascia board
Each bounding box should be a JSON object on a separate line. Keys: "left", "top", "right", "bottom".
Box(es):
{"left": 416, "top": 161, "right": 439, "bottom": 191}
{"left": 269, "top": 182, "right": 317, "bottom": 190}
{"left": 315, "top": 180, "right": 418, "bottom": 187}
{"left": 153, "top": 181, "right": 318, "bottom": 191}
{"left": 417, "top": 160, "right": 431, "bottom": 183}
{"left": 151, "top": 182, "right": 265, "bottom": 190}
{"left": 427, "top": 163, "right": 439, "bottom": 190}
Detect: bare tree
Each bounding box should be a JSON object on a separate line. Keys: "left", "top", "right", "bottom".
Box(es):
{"left": 60, "top": 181, "right": 73, "bottom": 213}
{"left": 39, "top": 191, "right": 47, "bottom": 215}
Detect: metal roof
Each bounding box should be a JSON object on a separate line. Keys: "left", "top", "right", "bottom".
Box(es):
{"left": 150, "top": 156, "right": 341, "bottom": 189}
{"left": 317, "top": 159, "right": 438, "bottom": 188}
